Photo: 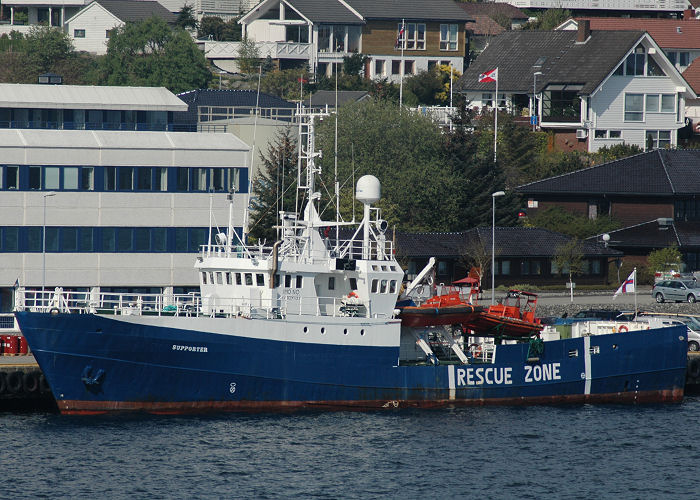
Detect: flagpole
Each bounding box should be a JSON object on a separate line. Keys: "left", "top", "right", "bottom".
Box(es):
{"left": 493, "top": 68, "right": 498, "bottom": 163}
{"left": 399, "top": 19, "right": 405, "bottom": 108}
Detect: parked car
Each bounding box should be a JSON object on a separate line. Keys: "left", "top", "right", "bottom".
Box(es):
{"left": 553, "top": 309, "right": 623, "bottom": 325}
{"left": 651, "top": 279, "right": 700, "bottom": 303}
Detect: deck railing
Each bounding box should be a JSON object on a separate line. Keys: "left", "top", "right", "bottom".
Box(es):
{"left": 14, "top": 288, "right": 377, "bottom": 320}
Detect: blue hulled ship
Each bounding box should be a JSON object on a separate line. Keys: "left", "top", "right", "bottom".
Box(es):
{"left": 14, "top": 109, "right": 688, "bottom": 414}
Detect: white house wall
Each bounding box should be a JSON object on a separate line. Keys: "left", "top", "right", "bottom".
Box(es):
{"left": 246, "top": 19, "right": 287, "bottom": 42}
{"left": 66, "top": 6, "right": 122, "bottom": 55}
{"left": 590, "top": 75, "right": 684, "bottom": 152}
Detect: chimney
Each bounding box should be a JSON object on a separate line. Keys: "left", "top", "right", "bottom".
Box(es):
{"left": 577, "top": 19, "right": 590, "bottom": 43}
{"left": 683, "top": 8, "right": 695, "bottom": 21}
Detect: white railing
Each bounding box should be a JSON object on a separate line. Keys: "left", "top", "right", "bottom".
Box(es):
{"left": 199, "top": 237, "right": 395, "bottom": 262}
{"left": 14, "top": 289, "right": 372, "bottom": 320}
{"left": 204, "top": 41, "right": 311, "bottom": 60}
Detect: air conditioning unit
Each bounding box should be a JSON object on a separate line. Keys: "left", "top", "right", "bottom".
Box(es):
{"left": 576, "top": 129, "right": 588, "bottom": 139}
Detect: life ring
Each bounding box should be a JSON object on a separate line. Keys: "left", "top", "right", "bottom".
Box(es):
{"left": 348, "top": 291, "right": 359, "bottom": 299}
{"left": 49, "top": 307, "right": 60, "bottom": 315}
{"left": 22, "top": 371, "right": 39, "bottom": 393}
{"left": 6, "top": 371, "right": 23, "bottom": 394}
{"left": 618, "top": 325, "right": 628, "bottom": 332}
{"left": 0, "top": 372, "right": 6, "bottom": 394}
{"left": 689, "top": 358, "right": 700, "bottom": 379}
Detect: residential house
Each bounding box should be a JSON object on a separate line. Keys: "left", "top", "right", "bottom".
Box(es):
{"left": 65, "top": 0, "right": 177, "bottom": 55}
{"left": 0, "top": 0, "right": 89, "bottom": 35}
{"left": 212, "top": 0, "right": 472, "bottom": 79}
{"left": 157, "top": 0, "right": 258, "bottom": 22}
{"left": 488, "top": 0, "right": 690, "bottom": 15}
{"left": 396, "top": 227, "right": 619, "bottom": 288}
{"left": 557, "top": 12, "right": 700, "bottom": 144}
{"left": 455, "top": 22, "right": 696, "bottom": 153}
{"left": 0, "top": 80, "right": 250, "bottom": 312}
{"left": 516, "top": 149, "right": 700, "bottom": 271}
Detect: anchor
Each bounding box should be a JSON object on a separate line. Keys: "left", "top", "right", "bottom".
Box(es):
{"left": 81, "top": 365, "right": 105, "bottom": 390}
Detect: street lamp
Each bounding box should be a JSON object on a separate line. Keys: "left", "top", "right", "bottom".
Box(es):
{"left": 532, "top": 71, "right": 543, "bottom": 131}
{"left": 491, "top": 190, "right": 505, "bottom": 305}
{"left": 42, "top": 192, "right": 56, "bottom": 298}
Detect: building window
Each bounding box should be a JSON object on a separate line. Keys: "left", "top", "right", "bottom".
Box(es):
{"left": 64, "top": 167, "right": 79, "bottom": 189}
{"left": 318, "top": 26, "right": 331, "bottom": 52}
{"left": 45, "top": 167, "right": 60, "bottom": 189}
{"left": 328, "top": 276, "right": 335, "bottom": 290}
{"left": 296, "top": 275, "right": 303, "bottom": 288}
{"left": 256, "top": 273, "right": 265, "bottom": 287}
{"left": 482, "top": 92, "right": 506, "bottom": 108}
{"left": 374, "top": 59, "right": 385, "bottom": 77}
{"left": 625, "top": 46, "right": 646, "bottom": 76}
{"left": 106, "top": 29, "right": 114, "bottom": 39}
{"left": 74, "top": 29, "right": 85, "bottom": 38}
{"left": 440, "top": 24, "right": 458, "bottom": 51}
{"left": 404, "top": 60, "right": 415, "bottom": 75}
{"left": 5, "top": 166, "right": 19, "bottom": 190}
{"left": 624, "top": 93, "right": 644, "bottom": 121}
{"left": 391, "top": 60, "right": 401, "bottom": 75}
{"left": 661, "top": 94, "right": 675, "bottom": 113}
{"left": 609, "top": 130, "right": 621, "bottom": 138}
{"left": 400, "top": 23, "right": 425, "bottom": 50}
{"left": 646, "top": 130, "right": 672, "bottom": 150}
{"left": 594, "top": 129, "right": 607, "bottom": 139}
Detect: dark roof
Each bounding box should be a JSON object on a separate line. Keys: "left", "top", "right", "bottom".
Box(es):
{"left": 174, "top": 89, "right": 295, "bottom": 125}
{"left": 517, "top": 150, "right": 700, "bottom": 197}
{"left": 345, "top": 0, "right": 473, "bottom": 22}
{"left": 286, "top": 0, "right": 362, "bottom": 24}
{"left": 457, "top": 2, "right": 528, "bottom": 21}
{"left": 94, "top": 0, "right": 177, "bottom": 23}
{"left": 309, "top": 90, "right": 370, "bottom": 107}
{"left": 456, "top": 30, "right": 644, "bottom": 94}
{"left": 396, "top": 227, "right": 620, "bottom": 258}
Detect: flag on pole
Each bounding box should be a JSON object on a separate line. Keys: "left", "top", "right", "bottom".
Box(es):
{"left": 479, "top": 68, "right": 498, "bottom": 83}
{"left": 395, "top": 22, "right": 405, "bottom": 49}
{"left": 613, "top": 269, "right": 636, "bottom": 299}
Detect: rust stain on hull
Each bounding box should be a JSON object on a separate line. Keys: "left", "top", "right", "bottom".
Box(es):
{"left": 58, "top": 388, "right": 684, "bottom": 415}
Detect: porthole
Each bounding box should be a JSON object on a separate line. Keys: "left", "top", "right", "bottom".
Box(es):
{"left": 360, "top": 329, "right": 365, "bottom": 336}
{"left": 321, "top": 327, "right": 326, "bottom": 334}
{"left": 303, "top": 326, "right": 308, "bottom": 333}
{"left": 343, "top": 328, "right": 348, "bottom": 335}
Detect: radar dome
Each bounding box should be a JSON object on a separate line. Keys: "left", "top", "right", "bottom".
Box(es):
{"left": 356, "top": 175, "right": 381, "bottom": 205}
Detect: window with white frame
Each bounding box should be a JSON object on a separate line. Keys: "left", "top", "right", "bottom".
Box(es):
{"left": 398, "top": 23, "right": 425, "bottom": 50}
{"left": 482, "top": 92, "right": 506, "bottom": 108}
{"left": 646, "top": 130, "right": 671, "bottom": 150}
{"left": 645, "top": 93, "right": 675, "bottom": 113}
{"left": 440, "top": 24, "right": 458, "bottom": 51}
{"left": 74, "top": 29, "right": 85, "bottom": 38}
{"left": 624, "top": 93, "right": 644, "bottom": 121}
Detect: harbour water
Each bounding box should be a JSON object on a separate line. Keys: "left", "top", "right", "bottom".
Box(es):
{"left": 2, "top": 399, "right": 699, "bottom": 499}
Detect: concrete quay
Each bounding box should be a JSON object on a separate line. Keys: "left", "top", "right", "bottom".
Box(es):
{"left": 0, "top": 354, "right": 57, "bottom": 412}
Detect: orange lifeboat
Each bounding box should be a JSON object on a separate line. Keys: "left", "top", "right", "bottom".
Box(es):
{"left": 399, "top": 290, "right": 484, "bottom": 328}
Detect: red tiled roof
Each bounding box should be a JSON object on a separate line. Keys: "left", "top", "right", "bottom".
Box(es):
{"left": 682, "top": 57, "right": 700, "bottom": 93}
{"left": 466, "top": 14, "right": 506, "bottom": 36}
{"left": 576, "top": 17, "right": 700, "bottom": 49}
{"left": 457, "top": 2, "right": 528, "bottom": 20}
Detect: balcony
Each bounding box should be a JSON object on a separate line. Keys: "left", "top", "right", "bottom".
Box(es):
{"left": 204, "top": 41, "right": 312, "bottom": 60}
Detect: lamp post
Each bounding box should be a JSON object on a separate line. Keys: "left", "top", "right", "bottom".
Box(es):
{"left": 532, "top": 71, "right": 543, "bottom": 131}
{"left": 42, "top": 192, "right": 56, "bottom": 296}
{"left": 491, "top": 190, "right": 505, "bottom": 305}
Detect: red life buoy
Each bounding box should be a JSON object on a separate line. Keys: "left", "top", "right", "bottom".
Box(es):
{"left": 348, "top": 291, "right": 358, "bottom": 298}
{"left": 619, "top": 325, "right": 628, "bottom": 332}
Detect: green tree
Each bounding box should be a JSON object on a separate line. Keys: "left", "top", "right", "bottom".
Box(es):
{"left": 25, "top": 25, "right": 73, "bottom": 72}
{"left": 590, "top": 143, "right": 644, "bottom": 165}
{"left": 403, "top": 70, "right": 443, "bottom": 105}
{"left": 647, "top": 246, "right": 682, "bottom": 273}
{"left": 315, "top": 100, "right": 465, "bottom": 232}
{"left": 343, "top": 53, "right": 368, "bottom": 76}
{"left": 526, "top": 206, "right": 621, "bottom": 239}
{"left": 176, "top": 4, "right": 198, "bottom": 30}
{"left": 237, "top": 36, "right": 261, "bottom": 74}
{"left": 198, "top": 16, "right": 225, "bottom": 40}
{"left": 260, "top": 68, "right": 310, "bottom": 100}
{"left": 553, "top": 238, "right": 584, "bottom": 291}
{"left": 248, "top": 129, "right": 298, "bottom": 243}
{"left": 100, "top": 17, "right": 211, "bottom": 92}
{"left": 523, "top": 8, "right": 572, "bottom": 30}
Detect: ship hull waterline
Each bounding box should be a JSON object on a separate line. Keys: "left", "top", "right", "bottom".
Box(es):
{"left": 15, "top": 312, "right": 688, "bottom": 415}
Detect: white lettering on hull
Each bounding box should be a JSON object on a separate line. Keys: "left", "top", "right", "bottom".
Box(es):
{"left": 451, "top": 362, "right": 562, "bottom": 387}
